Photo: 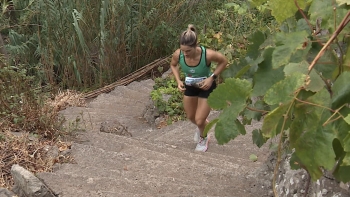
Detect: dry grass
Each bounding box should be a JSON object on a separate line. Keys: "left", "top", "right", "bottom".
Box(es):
{"left": 0, "top": 90, "right": 85, "bottom": 189}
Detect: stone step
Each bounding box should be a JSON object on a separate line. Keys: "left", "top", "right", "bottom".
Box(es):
{"left": 78, "top": 131, "right": 254, "bottom": 175}
{"left": 135, "top": 118, "right": 268, "bottom": 170}
{"left": 126, "top": 81, "right": 154, "bottom": 95}
{"left": 87, "top": 94, "right": 146, "bottom": 109}
{"left": 38, "top": 171, "right": 253, "bottom": 197}
{"left": 110, "top": 86, "right": 151, "bottom": 102}
{"left": 133, "top": 78, "right": 155, "bottom": 89}
{"left": 37, "top": 142, "right": 258, "bottom": 197}
{"left": 53, "top": 143, "right": 245, "bottom": 188}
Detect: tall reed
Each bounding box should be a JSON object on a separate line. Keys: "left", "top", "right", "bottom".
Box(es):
{"left": 1, "top": 0, "right": 269, "bottom": 91}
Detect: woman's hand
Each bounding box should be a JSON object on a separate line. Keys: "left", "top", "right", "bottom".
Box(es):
{"left": 177, "top": 81, "right": 186, "bottom": 92}
{"left": 199, "top": 77, "right": 214, "bottom": 90}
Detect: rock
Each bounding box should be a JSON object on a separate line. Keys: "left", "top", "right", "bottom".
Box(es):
{"left": 143, "top": 101, "right": 159, "bottom": 126}
{"left": 100, "top": 120, "right": 132, "bottom": 137}
{"left": 11, "top": 165, "right": 55, "bottom": 197}
{"left": 0, "top": 188, "right": 17, "bottom": 197}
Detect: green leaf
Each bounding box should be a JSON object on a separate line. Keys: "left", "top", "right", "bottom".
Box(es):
{"left": 215, "top": 114, "right": 246, "bottom": 144}
{"left": 247, "top": 30, "right": 267, "bottom": 59}
{"left": 290, "top": 89, "right": 335, "bottom": 181}
{"left": 252, "top": 47, "right": 285, "bottom": 97}
{"left": 332, "top": 138, "right": 350, "bottom": 183}
{"left": 327, "top": 7, "right": 350, "bottom": 36}
{"left": 343, "top": 152, "right": 350, "bottom": 165}
{"left": 296, "top": 19, "right": 310, "bottom": 32}
{"left": 265, "top": 72, "right": 306, "bottom": 106}
{"left": 235, "top": 65, "right": 252, "bottom": 79}
{"left": 252, "top": 129, "right": 267, "bottom": 148}
{"left": 344, "top": 132, "right": 350, "bottom": 152}
{"left": 272, "top": 31, "right": 310, "bottom": 68}
{"left": 208, "top": 78, "right": 251, "bottom": 110}
{"left": 269, "top": 143, "right": 278, "bottom": 151}
{"left": 269, "top": 0, "right": 308, "bottom": 23}
{"left": 309, "top": 46, "right": 338, "bottom": 80}
{"left": 284, "top": 61, "right": 324, "bottom": 92}
{"left": 261, "top": 103, "right": 290, "bottom": 138}
{"left": 284, "top": 62, "right": 308, "bottom": 75}
{"left": 249, "top": 0, "right": 267, "bottom": 7}
{"left": 336, "top": 0, "right": 350, "bottom": 5}
{"left": 290, "top": 153, "right": 303, "bottom": 170}
{"left": 333, "top": 163, "right": 350, "bottom": 183}
{"left": 222, "top": 58, "right": 253, "bottom": 80}
{"left": 249, "top": 154, "right": 258, "bottom": 162}
{"left": 343, "top": 36, "right": 350, "bottom": 68}
{"left": 309, "top": 0, "right": 333, "bottom": 28}
{"left": 331, "top": 72, "right": 350, "bottom": 109}
{"left": 344, "top": 115, "right": 350, "bottom": 125}
{"left": 245, "top": 100, "right": 266, "bottom": 121}
{"left": 203, "top": 118, "right": 219, "bottom": 137}
{"left": 333, "top": 138, "right": 345, "bottom": 160}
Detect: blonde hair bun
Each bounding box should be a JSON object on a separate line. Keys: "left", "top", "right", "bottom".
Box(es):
{"left": 187, "top": 24, "right": 196, "bottom": 32}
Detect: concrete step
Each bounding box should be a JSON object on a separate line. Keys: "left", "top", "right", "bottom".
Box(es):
{"left": 109, "top": 86, "right": 151, "bottom": 102}
{"left": 77, "top": 131, "right": 255, "bottom": 175}
{"left": 53, "top": 143, "right": 246, "bottom": 188}
{"left": 126, "top": 81, "right": 154, "bottom": 95}
{"left": 135, "top": 116, "right": 268, "bottom": 171}
{"left": 38, "top": 171, "right": 254, "bottom": 197}
{"left": 87, "top": 94, "right": 146, "bottom": 109}
{"left": 37, "top": 142, "right": 257, "bottom": 197}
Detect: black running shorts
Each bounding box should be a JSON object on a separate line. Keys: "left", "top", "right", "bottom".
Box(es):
{"left": 184, "top": 81, "right": 217, "bottom": 98}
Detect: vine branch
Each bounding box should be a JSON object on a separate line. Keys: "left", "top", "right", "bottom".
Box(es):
{"left": 246, "top": 106, "right": 269, "bottom": 114}
{"left": 294, "top": 0, "right": 324, "bottom": 46}
{"left": 308, "top": 11, "right": 350, "bottom": 75}
{"left": 294, "top": 98, "right": 335, "bottom": 113}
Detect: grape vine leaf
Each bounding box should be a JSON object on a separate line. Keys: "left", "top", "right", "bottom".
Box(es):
{"left": 344, "top": 132, "right": 350, "bottom": 152}
{"left": 343, "top": 36, "right": 350, "bottom": 68}
{"left": 261, "top": 103, "right": 290, "bottom": 138}
{"left": 203, "top": 118, "right": 219, "bottom": 137}
{"left": 249, "top": 0, "right": 267, "bottom": 7}
{"left": 264, "top": 72, "right": 306, "bottom": 106}
{"left": 208, "top": 78, "right": 252, "bottom": 144}
{"left": 290, "top": 153, "right": 303, "bottom": 170}
{"left": 208, "top": 78, "right": 251, "bottom": 109}
{"left": 331, "top": 71, "right": 350, "bottom": 109}
{"left": 284, "top": 61, "right": 324, "bottom": 92}
{"left": 344, "top": 153, "right": 350, "bottom": 165}
{"left": 289, "top": 88, "right": 335, "bottom": 181}
{"left": 215, "top": 113, "right": 246, "bottom": 144}
{"left": 247, "top": 30, "right": 266, "bottom": 59}
{"left": 325, "top": 6, "right": 350, "bottom": 34}
{"left": 272, "top": 31, "right": 310, "bottom": 68}
{"left": 252, "top": 129, "right": 267, "bottom": 148}
{"left": 244, "top": 100, "right": 266, "bottom": 121}
{"left": 344, "top": 115, "right": 350, "bottom": 125}
{"left": 309, "top": 0, "right": 333, "bottom": 28}
{"left": 336, "top": 0, "right": 350, "bottom": 5}
{"left": 333, "top": 162, "right": 350, "bottom": 183}
{"left": 269, "top": 0, "right": 308, "bottom": 23}
{"left": 222, "top": 58, "right": 253, "bottom": 80}
{"left": 296, "top": 19, "right": 310, "bottom": 32}
{"left": 309, "top": 46, "right": 338, "bottom": 80}
{"left": 332, "top": 113, "right": 350, "bottom": 182}
{"left": 252, "top": 47, "right": 285, "bottom": 97}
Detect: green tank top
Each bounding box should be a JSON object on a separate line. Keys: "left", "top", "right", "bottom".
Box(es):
{"left": 179, "top": 46, "right": 211, "bottom": 78}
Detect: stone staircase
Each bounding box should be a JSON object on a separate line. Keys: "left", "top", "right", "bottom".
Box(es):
{"left": 36, "top": 79, "right": 270, "bottom": 197}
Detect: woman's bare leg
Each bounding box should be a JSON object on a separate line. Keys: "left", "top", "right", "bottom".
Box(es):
{"left": 195, "top": 97, "right": 211, "bottom": 137}
{"left": 183, "top": 95, "right": 198, "bottom": 124}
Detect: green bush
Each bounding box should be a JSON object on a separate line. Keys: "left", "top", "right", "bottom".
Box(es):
{"left": 151, "top": 75, "right": 186, "bottom": 124}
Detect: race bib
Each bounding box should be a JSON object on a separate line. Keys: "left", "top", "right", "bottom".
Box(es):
{"left": 185, "top": 77, "right": 207, "bottom": 87}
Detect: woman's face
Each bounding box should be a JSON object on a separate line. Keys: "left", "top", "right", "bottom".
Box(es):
{"left": 180, "top": 45, "right": 196, "bottom": 58}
